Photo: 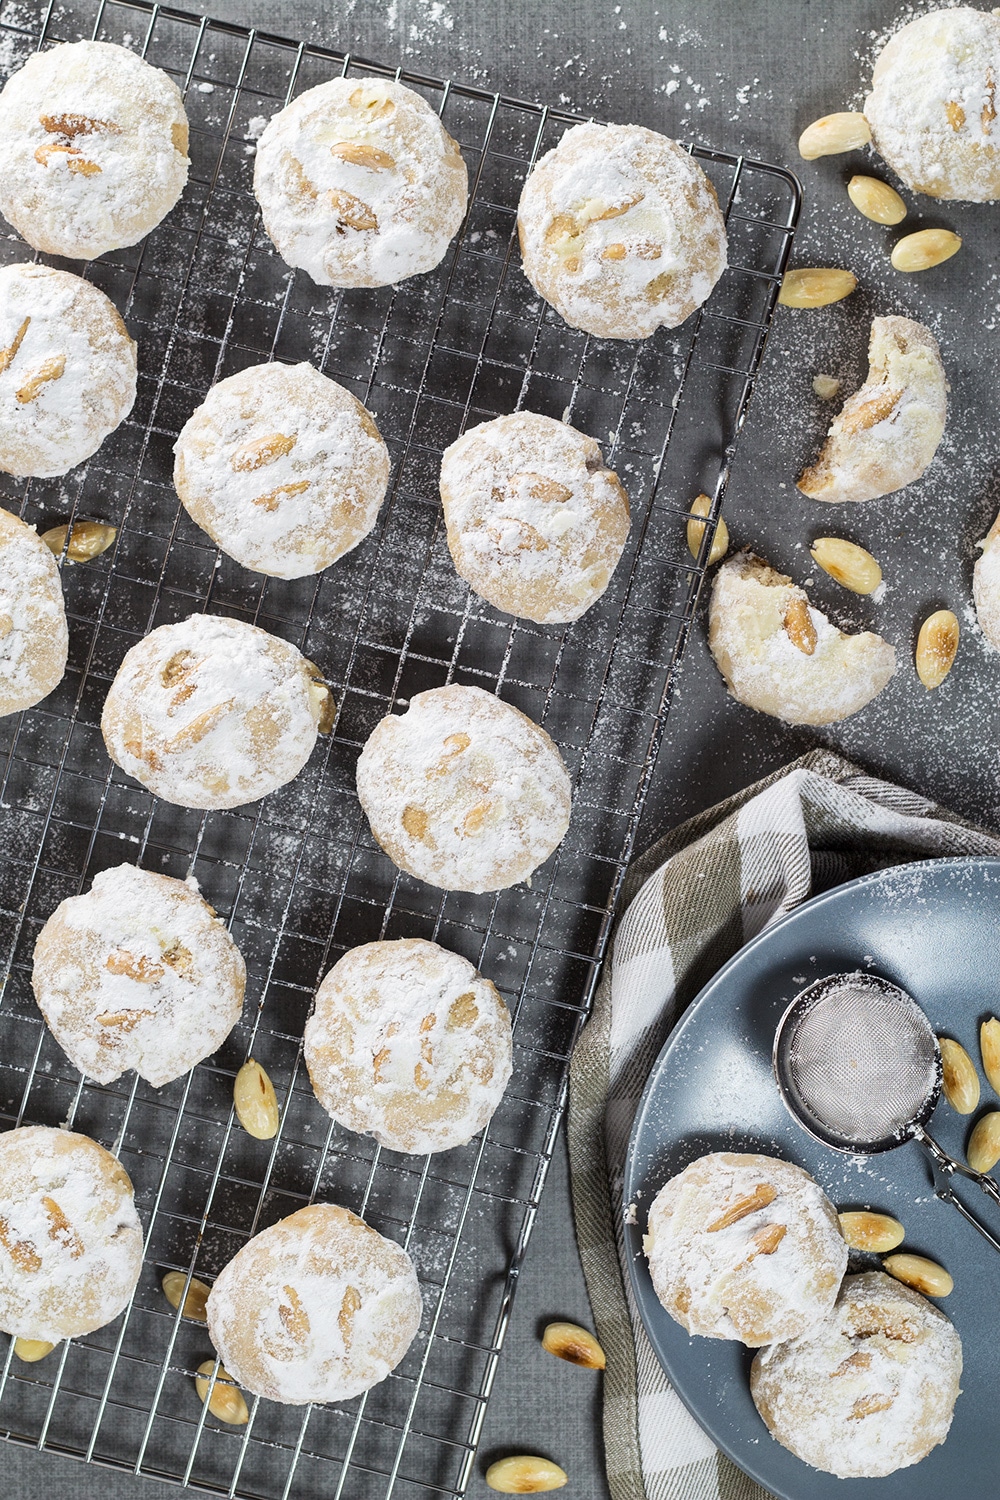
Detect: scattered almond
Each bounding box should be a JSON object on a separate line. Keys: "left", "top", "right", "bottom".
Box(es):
{"left": 812, "top": 373, "right": 841, "bottom": 400}
{"left": 915, "top": 609, "right": 959, "bottom": 688}
{"left": 13, "top": 1338, "right": 55, "bottom": 1362}
{"left": 541, "top": 1321, "right": 606, "bottom": 1369}
{"left": 234, "top": 1058, "right": 279, "bottom": 1140}
{"left": 981, "top": 1017, "right": 1000, "bottom": 1093}
{"left": 161, "top": 1270, "right": 211, "bottom": 1323}
{"left": 778, "top": 268, "right": 857, "bottom": 308}
{"left": 847, "top": 175, "right": 906, "bottom": 224}
{"left": 485, "top": 1455, "right": 568, "bottom": 1493}
{"left": 810, "top": 537, "right": 881, "bottom": 595}
{"left": 939, "top": 1036, "right": 980, "bottom": 1114}
{"left": 307, "top": 676, "right": 336, "bottom": 735}
{"left": 783, "top": 597, "right": 817, "bottom": 655}
{"left": 882, "top": 1253, "right": 953, "bottom": 1297}
{"left": 706, "top": 1183, "right": 775, "bottom": 1231}
{"left": 798, "top": 111, "right": 872, "bottom": 159}
{"left": 838, "top": 1210, "right": 904, "bottom": 1253}
{"left": 195, "top": 1360, "right": 249, "bottom": 1425}
{"left": 967, "top": 1110, "right": 1000, "bottom": 1173}
{"left": 890, "top": 228, "right": 961, "bottom": 273}
{"left": 686, "top": 493, "right": 729, "bottom": 566}
{"left": 41, "top": 519, "right": 117, "bottom": 563}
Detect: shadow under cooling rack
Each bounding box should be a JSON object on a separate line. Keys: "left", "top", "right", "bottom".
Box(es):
{"left": 0, "top": 1, "right": 800, "bottom": 1496}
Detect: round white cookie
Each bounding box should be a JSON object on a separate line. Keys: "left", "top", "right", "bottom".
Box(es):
{"left": 32, "top": 863, "right": 246, "bottom": 1088}
{"left": 254, "top": 76, "right": 468, "bottom": 288}
{"left": 0, "top": 262, "right": 137, "bottom": 479}
{"left": 517, "top": 121, "right": 727, "bottom": 340}
{"left": 644, "top": 1152, "right": 847, "bottom": 1346}
{"left": 0, "top": 39, "right": 190, "bottom": 259}
{"left": 865, "top": 7, "right": 1000, "bottom": 202}
{"left": 305, "top": 938, "right": 513, "bottom": 1154}
{"left": 439, "top": 411, "right": 630, "bottom": 624}
{"left": 174, "top": 361, "right": 390, "bottom": 579}
{"left": 797, "top": 317, "right": 947, "bottom": 505}
{"left": 751, "top": 1271, "right": 962, "bottom": 1478}
{"left": 0, "top": 504, "right": 68, "bottom": 716}
{"left": 708, "top": 551, "right": 896, "bottom": 726}
{"left": 356, "top": 684, "right": 571, "bottom": 893}
{"left": 100, "top": 613, "right": 335, "bottom": 810}
{"left": 0, "top": 1125, "right": 143, "bottom": 1343}
{"left": 206, "top": 1203, "right": 422, "bottom": 1404}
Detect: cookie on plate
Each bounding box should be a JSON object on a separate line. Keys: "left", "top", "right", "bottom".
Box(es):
{"left": 305, "top": 938, "right": 513, "bottom": 1154}
{"left": 254, "top": 77, "right": 468, "bottom": 288}
{"left": 751, "top": 1270, "right": 962, "bottom": 1477}
{"left": 865, "top": 7, "right": 1000, "bottom": 202}
{"left": 517, "top": 121, "right": 727, "bottom": 340}
{"left": 0, "top": 504, "right": 68, "bottom": 716}
{"left": 32, "top": 863, "right": 246, "bottom": 1088}
{"left": 0, "top": 1125, "right": 143, "bottom": 1343}
{"left": 0, "top": 39, "right": 190, "bottom": 259}
{"left": 206, "top": 1204, "right": 422, "bottom": 1404}
{"left": 708, "top": 550, "right": 896, "bottom": 726}
{"left": 356, "top": 684, "right": 571, "bottom": 893}
{"left": 439, "top": 411, "right": 630, "bottom": 624}
{"left": 797, "top": 317, "right": 946, "bottom": 505}
{"left": 644, "top": 1152, "right": 847, "bottom": 1346}
{"left": 101, "top": 613, "right": 335, "bottom": 810}
{"left": 174, "top": 361, "right": 390, "bottom": 579}
{"left": 0, "top": 262, "right": 137, "bottom": 479}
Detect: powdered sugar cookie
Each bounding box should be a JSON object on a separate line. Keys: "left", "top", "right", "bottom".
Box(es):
{"left": 644, "top": 1152, "right": 847, "bottom": 1347}
{"left": 356, "top": 684, "right": 571, "bottom": 893}
{"left": 751, "top": 1271, "right": 962, "bottom": 1477}
{"left": 0, "top": 262, "right": 136, "bottom": 479}
{"left": 254, "top": 77, "right": 468, "bottom": 288}
{"left": 797, "top": 317, "right": 946, "bottom": 505}
{"left": 865, "top": 7, "right": 1000, "bottom": 202}
{"left": 708, "top": 551, "right": 896, "bottom": 726}
{"left": 439, "top": 411, "right": 630, "bottom": 624}
{"left": 305, "top": 939, "right": 513, "bottom": 1154}
{"left": 32, "top": 864, "right": 246, "bottom": 1088}
{"left": 174, "top": 361, "right": 389, "bottom": 579}
{"left": 517, "top": 122, "right": 727, "bottom": 340}
{"left": 0, "top": 40, "right": 189, "bottom": 259}
{"left": 101, "top": 614, "right": 335, "bottom": 810}
{"left": 0, "top": 1125, "right": 143, "bottom": 1343}
{"left": 0, "top": 504, "right": 68, "bottom": 716}
{"left": 206, "top": 1203, "right": 422, "bottom": 1404}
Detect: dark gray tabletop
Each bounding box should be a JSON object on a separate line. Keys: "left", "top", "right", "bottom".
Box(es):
{"left": 4, "top": 1, "right": 997, "bottom": 1496}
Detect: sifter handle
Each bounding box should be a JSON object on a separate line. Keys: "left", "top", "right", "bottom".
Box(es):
{"left": 913, "top": 1124, "right": 1000, "bottom": 1236}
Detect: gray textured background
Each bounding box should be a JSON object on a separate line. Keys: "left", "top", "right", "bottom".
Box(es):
{"left": 4, "top": 0, "right": 998, "bottom": 1496}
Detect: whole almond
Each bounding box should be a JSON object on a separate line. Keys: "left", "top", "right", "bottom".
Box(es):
{"left": 195, "top": 1360, "right": 249, "bottom": 1425}
{"left": 13, "top": 1338, "right": 55, "bottom": 1362}
{"left": 847, "top": 175, "right": 906, "bottom": 224}
{"left": 891, "top": 228, "right": 961, "bottom": 273}
{"left": 541, "top": 1321, "right": 606, "bottom": 1369}
{"left": 485, "top": 1456, "right": 568, "bottom": 1493}
{"left": 778, "top": 268, "right": 857, "bottom": 308}
{"left": 883, "top": 1253, "right": 953, "bottom": 1297}
{"left": 967, "top": 1110, "right": 1000, "bottom": 1173}
{"left": 838, "top": 1210, "right": 904, "bottom": 1253}
{"left": 810, "top": 537, "right": 881, "bottom": 594}
{"left": 41, "top": 519, "right": 117, "bottom": 563}
{"left": 330, "top": 141, "right": 395, "bottom": 170}
{"left": 798, "top": 111, "right": 872, "bottom": 159}
{"left": 234, "top": 1058, "right": 279, "bottom": 1140}
{"left": 686, "top": 493, "right": 729, "bottom": 566}
{"left": 162, "top": 1270, "right": 211, "bottom": 1323}
{"left": 915, "top": 609, "right": 959, "bottom": 688}
{"left": 981, "top": 1017, "right": 1000, "bottom": 1093}
{"left": 938, "top": 1036, "right": 980, "bottom": 1114}
{"left": 707, "top": 1182, "right": 776, "bottom": 1231}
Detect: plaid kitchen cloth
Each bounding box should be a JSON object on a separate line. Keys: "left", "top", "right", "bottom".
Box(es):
{"left": 567, "top": 747, "right": 1000, "bottom": 1500}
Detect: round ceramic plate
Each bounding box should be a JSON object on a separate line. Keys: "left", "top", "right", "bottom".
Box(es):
{"left": 624, "top": 857, "right": 1000, "bottom": 1500}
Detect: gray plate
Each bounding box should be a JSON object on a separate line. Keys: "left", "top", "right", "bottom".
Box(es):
{"left": 624, "top": 857, "right": 1000, "bottom": 1499}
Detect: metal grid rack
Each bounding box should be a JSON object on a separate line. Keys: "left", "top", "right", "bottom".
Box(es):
{"left": 0, "top": 2, "right": 800, "bottom": 1495}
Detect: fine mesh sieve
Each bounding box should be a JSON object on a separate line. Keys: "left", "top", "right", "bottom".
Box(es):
{"left": 774, "top": 971, "right": 1000, "bottom": 1254}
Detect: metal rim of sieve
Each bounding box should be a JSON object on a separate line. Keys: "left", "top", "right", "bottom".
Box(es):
{"left": 772, "top": 971, "right": 943, "bottom": 1155}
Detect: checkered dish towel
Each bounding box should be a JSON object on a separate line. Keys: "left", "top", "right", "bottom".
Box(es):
{"left": 567, "top": 748, "right": 1000, "bottom": 1500}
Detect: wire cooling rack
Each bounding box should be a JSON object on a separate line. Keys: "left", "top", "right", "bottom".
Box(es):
{"left": 0, "top": 2, "right": 800, "bottom": 1495}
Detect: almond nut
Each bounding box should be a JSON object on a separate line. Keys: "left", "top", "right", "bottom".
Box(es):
{"left": 161, "top": 1270, "right": 211, "bottom": 1323}
{"left": 706, "top": 1183, "right": 776, "bottom": 1231}
{"left": 982, "top": 1017, "right": 1000, "bottom": 1093}
{"left": 915, "top": 609, "right": 959, "bottom": 688}
{"left": 838, "top": 1210, "right": 905, "bottom": 1253}
{"left": 847, "top": 175, "right": 907, "bottom": 224}
{"left": 0, "top": 315, "right": 29, "bottom": 373}
{"left": 939, "top": 1036, "right": 980, "bottom": 1114}
{"left": 783, "top": 597, "right": 817, "bottom": 655}
{"left": 747, "top": 1222, "right": 786, "bottom": 1256}
{"left": 798, "top": 111, "right": 872, "bottom": 159}
{"left": 307, "top": 675, "right": 336, "bottom": 735}
{"left": 839, "top": 387, "right": 902, "bottom": 434}
{"left": 230, "top": 432, "right": 296, "bottom": 472}
{"left": 330, "top": 141, "right": 395, "bottom": 170}
{"left": 13, "top": 1338, "right": 55, "bottom": 1362}
{"left": 810, "top": 537, "right": 881, "bottom": 595}
{"left": 485, "top": 1456, "right": 568, "bottom": 1493}
{"left": 882, "top": 1253, "right": 953, "bottom": 1297}
{"left": 850, "top": 1393, "right": 896, "bottom": 1419}
{"left": 329, "top": 188, "right": 378, "bottom": 231}
{"left": 541, "top": 1321, "right": 606, "bottom": 1369}
{"left": 812, "top": 373, "right": 841, "bottom": 399}
{"left": 349, "top": 86, "right": 395, "bottom": 119}
{"left": 967, "top": 1110, "right": 1000, "bottom": 1173}
{"left": 41, "top": 519, "right": 117, "bottom": 563}
{"left": 778, "top": 268, "right": 857, "bottom": 308}
{"left": 195, "top": 1360, "right": 249, "bottom": 1425}
{"left": 234, "top": 1058, "right": 279, "bottom": 1140}
{"left": 15, "top": 354, "right": 65, "bottom": 403}
{"left": 890, "top": 228, "right": 961, "bottom": 273}
{"left": 686, "top": 493, "right": 729, "bottom": 566}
